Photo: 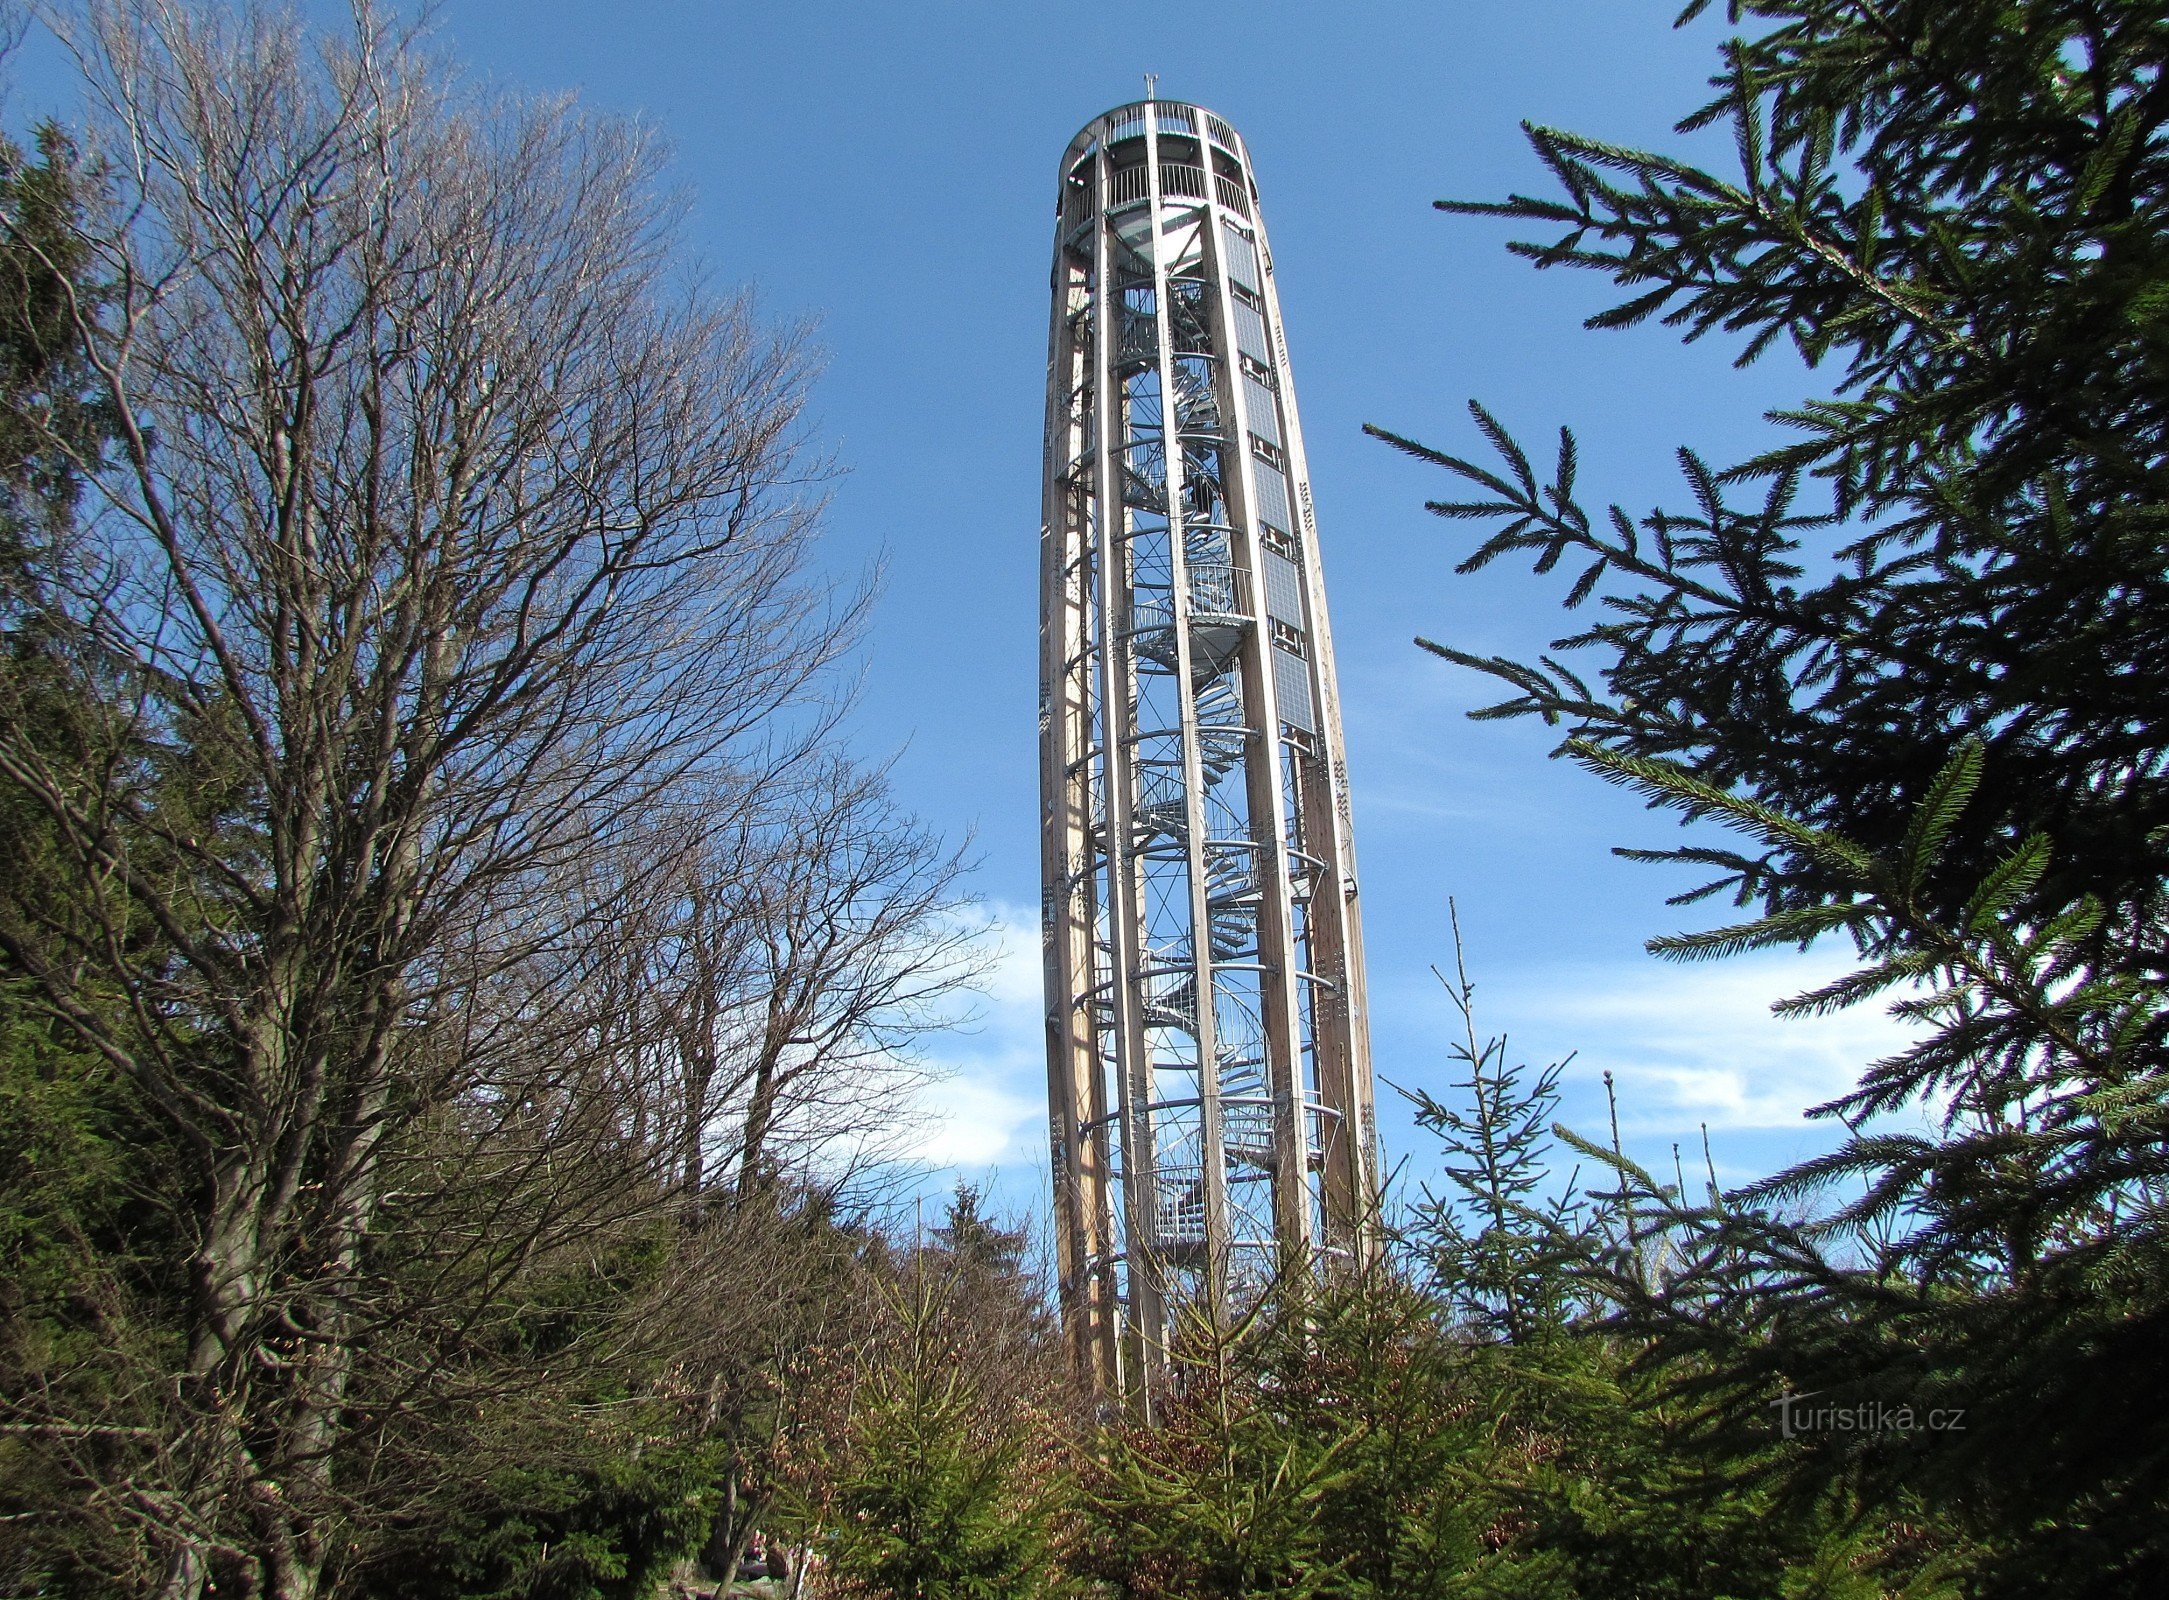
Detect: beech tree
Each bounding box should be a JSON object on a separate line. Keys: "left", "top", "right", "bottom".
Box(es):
{"left": 0, "top": 2, "right": 861, "bottom": 1593}
{"left": 646, "top": 756, "right": 983, "bottom": 1205}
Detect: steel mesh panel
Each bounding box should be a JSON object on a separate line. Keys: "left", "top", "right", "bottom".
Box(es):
{"left": 1273, "top": 645, "right": 1316, "bottom": 733}
{"left": 1251, "top": 459, "right": 1292, "bottom": 535}
{"left": 1264, "top": 549, "right": 1306, "bottom": 628}
{"left": 1222, "top": 227, "right": 1261, "bottom": 293}
{"left": 1242, "top": 371, "right": 1280, "bottom": 448}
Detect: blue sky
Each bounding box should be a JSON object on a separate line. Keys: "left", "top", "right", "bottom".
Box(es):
{"left": 9, "top": 2, "right": 1922, "bottom": 1224}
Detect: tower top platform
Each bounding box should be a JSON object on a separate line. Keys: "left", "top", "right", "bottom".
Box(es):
{"left": 1060, "top": 100, "right": 1253, "bottom": 168}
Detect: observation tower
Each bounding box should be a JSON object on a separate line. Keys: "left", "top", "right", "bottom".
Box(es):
{"left": 1038, "top": 99, "right": 1376, "bottom": 1403}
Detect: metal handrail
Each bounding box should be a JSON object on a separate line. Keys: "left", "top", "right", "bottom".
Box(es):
{"left": 1160, "top": 162, "right": 1209, "bottom": 200}
{"left": 1187, "top": 560, "right": 1249, "bottom": 616}
{"left": 1092, "top": 162, "right": 1254, "bottom": 219}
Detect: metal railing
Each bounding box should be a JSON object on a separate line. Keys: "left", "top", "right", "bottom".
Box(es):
{"left": 1160, "top": 162, "right": 1209, "bottom": 200}
{"left": 1187, "top": 559, "right": 1248, "bottom": 617}
{"left": 1092, "top": 163, "right": 1254, "bottom": 219}
{"left": 1125, "top": 563, "right": 1250, "bottom": 639}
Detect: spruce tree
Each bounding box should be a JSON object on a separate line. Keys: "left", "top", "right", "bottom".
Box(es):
{"left": 787, "top": 1238, "right": 1064, "bottom": 1600}
{"left": 0, "top": 119, "right": 176, "bottom": 1600}
{"left": 1076, "top": 1269, "right": 1484, "bottom": 1600}
{"left": 1373, "top": 2, "right": 2169, "bottom": 1588}
{"left": 1399, "top": 906, "right": 1589, "bottom": 1341}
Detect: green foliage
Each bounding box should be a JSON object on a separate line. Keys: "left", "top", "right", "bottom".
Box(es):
{"left": 1546, "top": 755, "right": 2169, "bottom": 1590}
{"left": 0, "top": 115, "right": 190, "bottom": 1600}
{"left": 932, "top": 1183, "right": 1032, "bottom": 1283}
{"left": 1241, "top": 1276, "right": 1490, "bottom": 1600}
{"left": 1400, "top": 906, "right": 1593, "bottom": 1340}
{"left": 1078, "top": 1295, "right": 1369, "bottom": 1599}
{"left": 1074, "top": 1259, "right": 1955, "bottom": 1600}
{"left": 1375, "top": 0, "right": 2169, "bottom": 942}
{"left": 1472, "top": 1338, "right": 1965, "bottom": 1600}
{"left": 0, "top": 983, "right": 159, "bottom": 1599}
{"left": 821, "top": 1361, "right": 1049, "bottom": 1600}
{"left": 1375, "top": 0, "right": 2169, "bottom": 1589}
{"left": 0, "top": 121, "right": 111, "bottom": 545}
{"left": 1390, "top": 1008, "right": 1970, "bottom": 1600}
{"left": 791, "top": 1257, "right": 1063, "bottom": 1600}
{"left": 369, "top": 1419, "right": 727, "bottom": 1600}
{"left": 0, "top": 984, "right": 121, "bottom": 1307}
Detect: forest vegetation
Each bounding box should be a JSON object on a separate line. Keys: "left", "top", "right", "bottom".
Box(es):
{"left": 2, "top": 1, "right": 2163, "bottom": 1597}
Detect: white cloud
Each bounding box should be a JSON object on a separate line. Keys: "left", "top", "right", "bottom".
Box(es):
{"left": 1484, "top": 948, "right": 1926, "bottom": 1134}
{"left": 909, "top": 1072, "right": 1044, "bottom": 1167}
{"left": 892, "top": 903, "right": 1929, "bottom": 1197}
{"left": 891, "top": 902, "right": 1047, "bottom": 1172}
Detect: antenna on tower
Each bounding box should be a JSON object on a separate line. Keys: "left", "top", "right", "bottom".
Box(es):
{"left": 1143, "top": 72, "right": 1158, "bottom": 100}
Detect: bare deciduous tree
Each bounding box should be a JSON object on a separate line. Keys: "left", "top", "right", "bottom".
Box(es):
{"left": 666, "top": 756, "right": 986, "bottom": 1201}
{"left": 0, "top": 2, "right": 881, "bottom": 1593}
